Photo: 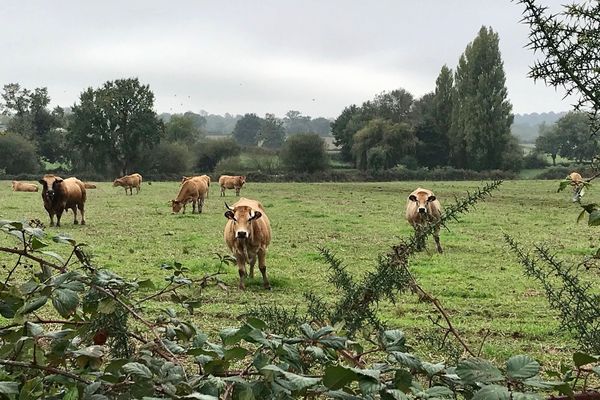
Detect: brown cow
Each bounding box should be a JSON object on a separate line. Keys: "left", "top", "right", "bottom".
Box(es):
{"left": 170, "top": 179, "right": 208, "bottom": 214}
{"left": 219, "top": 175, "right": 246, "bottom": 197}
{"left": 83, "top": 182, "right": 97, "bottom": 189}
{"left": 38, "top": 175, "right": 87, "bottom": 227}
{"left": 113, "top": 173, "right": 143, "bottom": 195}
{"left": 568, "top": 172, "right": 585, "bottom": 202}
{"left": 11, "top": 181, "right": 38, "bottom": 192}
{"left": 406, "top": 187, "right": 443, "bottom": 253}
{"left": 223, "top": 197, "right": 272, "bottom": 290}
{"left": 181, "top": 175, "right": 211, "bottom": 198}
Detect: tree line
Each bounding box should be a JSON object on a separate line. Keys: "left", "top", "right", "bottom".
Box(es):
{"left": 0, "top": 80, "right": 332, "bottom": 177}
{"left": 332, "top": 26, "right": 520, "bottom": 172}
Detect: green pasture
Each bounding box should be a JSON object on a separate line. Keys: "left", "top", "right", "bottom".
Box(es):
{"left": 0, "top": 179, "right": 597, "bottom": 365}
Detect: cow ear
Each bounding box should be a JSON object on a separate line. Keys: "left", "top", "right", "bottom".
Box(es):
{"left": 428, "top": 195, "right": 436, "bottom": 202}
{"left": 409, "top": 194, "right": 417, "bottom": 202}
{"left": 55, "top": 178, "right": 63, "bottom": 183}
{"left": 225, "top": 210, "right": 235, "bottom": 220}
{"left": 38, "top": 179, "right": 45, "bottom": 185}
{"left": 250, "top": 211, "right": 262, "bottom": 220}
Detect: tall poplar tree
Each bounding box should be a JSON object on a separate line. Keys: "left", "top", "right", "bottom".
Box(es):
{"left": 449, "top": 26, "right": 515, "bottom": 170}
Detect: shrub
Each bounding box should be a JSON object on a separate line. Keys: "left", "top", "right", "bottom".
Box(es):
{"left": 522, "top": 152, "right": 549, "bottom": 169}
{"left": 146, "top": 141, "right": 193, "bottom": 174}
{"left": 214, "top": 156, "right": 245, "bottom": 175}
{"left": 195, "top": 138, "right": 241, "bottom": 171}
{"left": 0, "top": 132, "right": 40, "bottom": 174}
{"left": 280, "top": 133, "right": 329, "bottom": 173}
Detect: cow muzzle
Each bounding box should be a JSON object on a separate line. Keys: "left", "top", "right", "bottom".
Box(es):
{"left": 236, "top": 230, "right": 248, "bottom": 239}
{"left": 418, "top": 207, "right": 427, "bottom": 214}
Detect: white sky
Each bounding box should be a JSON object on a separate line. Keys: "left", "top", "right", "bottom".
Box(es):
{"left": 0, "top": 0, "right": 571, "bottom": 118}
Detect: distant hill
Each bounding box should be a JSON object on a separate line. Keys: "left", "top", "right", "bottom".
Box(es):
{"left": 511, "top": 111, "right": 566, "bottom": 143}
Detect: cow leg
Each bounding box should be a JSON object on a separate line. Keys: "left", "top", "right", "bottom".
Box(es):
{"left": 257, "top": 249, "right": 270, "bottom": 290}
{"left": 434, "top": 226, "right": 443, "bottom": 253}
{"left": 192, "top": 199, "right": 197, "bottom": 214}
{"left": 235, "top": 187, "right": 240, "bottom": 196}
{"left": 48, "top": 212, "right": 55, "bottom": 227}
{"left": 220, "top": 187, "right": 225, "bottom": 197}
{"left": 198, "top": 198, "right": 203, "bottom": 214}
{"left": 79, "top": 203, "right": 86, "bottom": 225}
{"left": 55, "top": 209, "right": 64, "bottom": 227}
{"left": 236, "top": 255, "right": 247, "bottom": 290}
{"left": 249, "top": 255, "right": 256, "bottom": 278}
{"left": 72, "top": 206, "right": 79, "bottom": 225}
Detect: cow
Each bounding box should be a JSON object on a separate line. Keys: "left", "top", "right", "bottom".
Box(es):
{"left": 568, "top": 172, "right": 585, "bottom": 202}
{"left": 11, "top": 181, "right": 38, "bottom": 192}
{"left": 223, "top": 197, "right": 272, "bottom": 290}
{"left": 83, "top": 182, "right": 97, "bottom": 189}
{"left": 113, "top": 173, "right": 143, "bottom": 195}
{"left": 219, "top": 175, "right": 246, "bottom": 197}
{"left": 181, "top": 175, "right": 211, "bottom": 198}
{"left": 406, "top": 187, "right": 443, "bottom": 253}
{"left": 38, "top": 175, "right": 87, "bottom": 227}
{"left": 170, "top": 178, "right": 208, "bottom": 214}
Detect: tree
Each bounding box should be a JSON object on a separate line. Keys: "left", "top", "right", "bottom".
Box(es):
{"left": 310, "top": 117, "right": 332, "bottom": 136}
{"left": 413, "top": 92, "right": 450, "bottom": 168}
{"left": 283, "top": 110, "right": 312, "bottom": 135}
{"left": 259, "top": 113, "right": 285, "bottom": 149}
{"left": 331, "top": 105, "right": 364, "bottom": 162}
{"left": 535, "top": 123, "right": 562, "bottom": 165}
{"left": 232, "top": 113, "right": 262, "bottom": 146}
{"left": 351, "top": 118, "right": 416, "bottom": 171}
{"left": 1, "top": 84, "right": 66, "bottom": 163}
{"left": 280, "top": 133, "right": 329, "bottom": 173}
{"left": 449, "top": 26, "right": 515, "bottom": 170}
{"left": 0, "top": 132, "right": 40, "bottom": 174}
{"left": 164, "top": 114, "right": 204, "bottom": 145}
{"left": 69, "top": 78, "right": 162, "bottom": 176}
{"left": 195, "top": 138, "right": 241, "bottom": 171}
{"left": 147, "top": 141, "right": 193, "bottom": 174}
{"left": 554, "top": 112, "right": 599, "bottom": 163}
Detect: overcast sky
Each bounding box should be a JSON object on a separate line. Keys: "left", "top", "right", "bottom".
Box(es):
{"left": 1, "top": 0, "right": 570, "bottom": 119}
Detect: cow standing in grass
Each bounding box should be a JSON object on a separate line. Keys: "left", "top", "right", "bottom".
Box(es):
{"left": 38, "top": 175, "right": 87, "bottom": 227}
{"left": 170, "top": 179, "right": 208, "bottom": 214}
{"left": 113, "top": 173, "right": 143, "bottom": 195}
{"left": 568, "top": 172, "right": 585, "bottom": 202}
{"left": 223, "top": 197, "right": 272, "bottom": 290}
{"left": 406, "top": 187, "right": 443, "bottom": 253}
{"left": 219, "top": 175, "right": 246, "bottom": 197}
{"left": 181, "top": 175, "right": 211, "bottom": 198}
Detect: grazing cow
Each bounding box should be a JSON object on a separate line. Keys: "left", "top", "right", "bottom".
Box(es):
{"left": 11, "top": 181, "right": 38, "bottom": 192}
{"left": 38, "top": 175, "right": 86, "bottom": 227}
{"left": 181, "top": 175, "right": 211, "bottom": 198}
{"left": 568, "top": 172, "right": 585, "bottom": 202}
{"left": 219, "top": 175, "right": 246, "bottom": 197}
{"left": 170, "top": 179, "right": 208, "bottom": 214}
{"left": 406, "top": 187, "right": 443, "bottom": 253}
{"left": 83, "top": 182, "right": 97, "bottom": 189}
{"left": 113, "top": 173, "right": 143, "bottom": 195}
{"left": 223, "top": 198, "right": 272, "bottom": 290}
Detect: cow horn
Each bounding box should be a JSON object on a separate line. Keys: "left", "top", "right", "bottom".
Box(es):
{"left": 224, "top": 202, "right": 234, "bottom": 211}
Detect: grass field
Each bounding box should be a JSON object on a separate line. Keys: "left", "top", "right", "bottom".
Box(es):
{"left": 0, "top": 179, "right": 597, "bottom": 366}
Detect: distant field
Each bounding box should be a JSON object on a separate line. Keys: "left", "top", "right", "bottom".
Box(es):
{"left": 0, "top": 179, "right": 597, "bottom": 364}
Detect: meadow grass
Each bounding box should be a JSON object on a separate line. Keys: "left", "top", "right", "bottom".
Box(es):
{"left": 0, "top": 179, "right": 597, "bottom": 365}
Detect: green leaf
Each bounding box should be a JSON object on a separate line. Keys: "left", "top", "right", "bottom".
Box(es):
{"left": 17, "top": 296, "right": 48, "bottom": 315}
{"left": 589, "top": 210, "right": 600, "bottom": 226}
{"left": 577, "top": 209, "right": 587, "bottom": 223}
{"left": 557, "top": 180, "right": 570, "bottom": 192}
{"left": 224, "top": 347, "right": 247, "bottom": 361}
{"left": 281, "top": 371, "right": 320, "bottom": 391}
{"left": 512, "top": 393, "right": 544, "bottom": 400}
{"left": 63, "top": 386, "right": 79, "bottom": 400}
{"left": 456, "top": 358, "right": 504, "bottom": 384}
{"left": 323, "top": 365, "right": 357, "bottom": 390}
{"left": 591, "top": 366, "right": 600, "bottom": 377}
{"left": 219, "top": 324, "right": 252, "bottom": 346}
{"left": 30, "top": 237, "right": 48, "bottom": 250}
{"left": 382, "top": 329, "right": 406, "bottom": 351}
{"left": 393, "top": 369, "right": 412, "bottom": 391}
{"left": 422, "top": 362, "right": 445, "bottom": 377}
{"left": 52, "top": 288, "right": 79, "bottom": 318}
{"left": 573, "top": 352, "right": 599, "bottom": 368}
{"left": 137, "top": 278, "right": 155, "bottom": 289}
{"left": 472, "top": 385, "right": 510, "bottom": 400}
{"left": 389, "top": 351, "right": 422, "bottom": 369}
{"left": 97, "top": 298, "right": 117, "bottom": 314}
{"left": 506, "top": 355, "right": 540, "bottom": 380}
{"left": 425, "top": 386, "right": 454, "bottom": 398}
{"left": 0, "top": 381, "right": 19, "bottom": 395}
{"left": 123, "top": 362, "right": 153, "bottom": 380}
{"left": 382, "top": 389, "right": 409, "bottom": 400}
{"left": 25, "top": 322, "right": 44, "bottom": 337}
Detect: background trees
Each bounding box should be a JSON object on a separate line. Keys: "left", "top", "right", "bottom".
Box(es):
{"left": 259, "top": 113, "right": 285, "bottom": 149}
{"left": 232, "top": 113, "right": 262, "bottom": 146}
{"left": 449, "top": 26, "right": 517, "bottom": 170}
{"left": 0, "top": 132, "right": 40, "bottom": 174}
{"left": 69, "top": 78, "right": 162, "bottom": 176}
{"left": 280, "top": 133, "right": 329, "bottom": 173}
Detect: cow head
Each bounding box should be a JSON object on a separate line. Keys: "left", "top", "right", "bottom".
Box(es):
{"left": 170, "top": 200, "right": 185, "bottom": 214}
{"left": 224, "top": 202, "right": 261, "bottom": 240}
{"left": 39, "top": 175, "right": 63, "bottom": 202}
{"left": 408, "top": 190, "right": 436, "bottom": 215}
{"left": 112, "top": 178, "right": 122, "bottom": 187}
{"left": 239, "top": 176, "right": 246, "bottom": 186}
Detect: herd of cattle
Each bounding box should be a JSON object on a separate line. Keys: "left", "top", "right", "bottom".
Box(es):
{"left": 8, "top": 171, "right": 585, "bottom": 289}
